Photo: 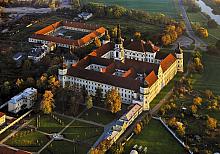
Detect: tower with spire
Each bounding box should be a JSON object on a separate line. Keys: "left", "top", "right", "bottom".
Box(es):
{"left": 114, "top": 24, "right": 125, "bottom": 63}
{"left": 139, "top": 73, "right": 150, "bottom": 110}
{"left": 58, "top": 56, "right": 67, "bottom": 88}
{"left": 175, "top": 43, "right": 184, "bottom": 73}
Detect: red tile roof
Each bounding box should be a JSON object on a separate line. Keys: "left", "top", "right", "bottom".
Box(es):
{"left": 0, "top": 112, "right": 5, "bottom": 118}
{"left": 31, "top": 21, "right": 106, "bottom": 47}
{"left": 0, "top": 146, "right": 31, "bottom": 154}
{"left": 125, "top": 40, "right": 160, "bottom": 53}
{"left": 145, "top": 71, "right": 158, "bottom": 87}
{"left": 160, "top": 53, "right": 176, "bottom": 72}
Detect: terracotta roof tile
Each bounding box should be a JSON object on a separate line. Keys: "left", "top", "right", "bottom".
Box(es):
{"left": 160, "top": 53, "right": 176, "bottom": 72}
{"left": 145, "top": 71, "right": 158, "bottom": 87}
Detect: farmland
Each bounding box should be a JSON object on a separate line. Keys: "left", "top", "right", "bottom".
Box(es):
{"left": 80, "top": 0, "right": 179, "bottom": 17}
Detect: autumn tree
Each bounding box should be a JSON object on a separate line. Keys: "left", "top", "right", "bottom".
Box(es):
{"left": 176, "top": 122, "right": 185, "bottom": 136}
{"left": 16, "top": 78, "right": 24, "bottom": 90}
{"left": 198, "top": 27, "right": 208, "bottom": 38}
{"left": 206, "top": 117, "right": 217, "bottom": 130}
{"left": 134, "top": 32, "right": 141, "bottom": 40}
{"left": 48, "top": 75, "right": 60, "bottom": 90}
{"left": 205, "top": 89, "right": 213, "bottom": 99}
{"left": 86, "top": 95, "right": 93, "bottom": 109}
{"left": 193, "top": 97, "right": 203, "bottom": 106}
{"left": 161, "top": 34, "right": 172, "bottom": 45}
{"left": 134, "top": 123, "right": 142, "bottom": 135}
{"left": 36, "top": 73, "right": 48, "bottom": 91}
{"left": 89, "top": 148, "right": 104, "bottom": 154}
{"left": 110, "top": 143, "right": 124, "bottom": 154}
{"left": 94, "top": 37, "right": 102, "bottom": 47}
{"left": 41, "top": 90, "right": 55, "bottom": 114}
{"left": 168, "top": 117, "right": 177, "bottom": 128}
{"left": 105, "top": 88, "right": 122, "bottom": 113}
{"left": 191, "top": 105, "right": 198, "bottom": 114}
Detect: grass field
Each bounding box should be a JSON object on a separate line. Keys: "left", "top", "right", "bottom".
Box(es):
{"left": 191, "top": 53, "right": 220, "bottom": 95}
{"left": 5, "top": 128, "right": 49, "bottom": 152}
{"left": 186, "top": 11, "right": 220, "bottom": 45}
{"left": 86, "top": 18, "right": 163, "bottom": 39}
{"left": 81, "top": 0, "right": 178, "bottom": 17}
{"left": 124, "top": 119, "right": 185, "bottom": 154}
{"left": 30, "top": 114, "right": 72, "bottom": 134}
{"left": 62, "top": 120, "right": 103, "bottom": 144}
{"left": 41, "top": 140, "right": 90, "bottom": 154}
{"left": 79, "top": 108, "right": 118, "bottom": 125}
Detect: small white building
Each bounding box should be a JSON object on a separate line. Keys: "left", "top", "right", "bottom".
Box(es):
{"left": 78, "top": 12, "right": 93, "bottom": 20}
{"left": 8, "top": 88, "right": 37, "bottom": 114}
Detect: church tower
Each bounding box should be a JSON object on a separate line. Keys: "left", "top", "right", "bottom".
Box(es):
{"left": 114, "top": 24, "right": 125, "bottom": 63}
{"left": 175, "top": 43, "right": 184, "bottom": 73}
{"left": 58, "top": 56, "right": 67, "bottom": 88}
{"left": 139, "top": 73, "right": 150, "bottom": 111}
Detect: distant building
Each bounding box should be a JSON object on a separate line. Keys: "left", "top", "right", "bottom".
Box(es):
{"left": 29, "top": 21, "right": 106, "bottom": 49}
{"left": 12, "top": 52, "right": 26, "bottom": 67}
{"left": 0, "top": 112, "right": 5, "bottom": 126}
{"left": 78, "top": 12, "right": 93, "bottom": 20}
{"left": 28, "top": 47, "right": 46, "bottom": 63}
{"left": 8, "top": 88, "right": 37, "bottom": 114}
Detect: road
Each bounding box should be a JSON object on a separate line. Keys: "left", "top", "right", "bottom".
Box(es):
{"left": 178, "top": 0, "right": 207, "bottom": 50}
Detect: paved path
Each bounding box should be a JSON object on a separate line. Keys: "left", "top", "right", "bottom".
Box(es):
{"left": 37, "top": 109, "right": 88, "bottom": 153}
{"left": 178, "top": 0, "right": 207, "bottom": 50}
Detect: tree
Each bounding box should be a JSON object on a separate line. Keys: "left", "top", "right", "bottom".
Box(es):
{"left": 191, "top": 105, "right": 198, "bottom": 114}
{"left": 193, "top": 97, "right": 203, "bottom": 106}
{"left": 0, "top": 81, "right": 11, "bottom": 97}
{"left": 168, "top": 117, "right": 177, "bottom": 128}
{"left": 16, "top": 78, "right": 24, "bottom": 90}
{"left": 207, "top": 117, "right": 217, "bottom": 130}
{"left": 94, "top": 88, "right": 103, "bottom": 104}
{"left": 134, "top": 32, "right": 141, "bottom": 40}
{"left": 41, "top": 90, "right": 55, "bottom": 114}
{"left": 134, "top": 123, "right": 142, "bottom": 135}
{"left": 176, "top": 122, "right": 185, "bottom": 136}
{"left": 105, "top": 88, "right": 122, "bottom": 113}
{"left": 86, "top": 95, "right": 93, "bottom": 109}
{"left": 37, "top": 74, "right": 48, "bottom": 91}
{"left": 89, "top": 148, "right": 104, "bottom": 154}
{"left": 26, "top": 77, "right": 35, "bottom": 87}
{"left": 110, "top": 143, "right": 124, "bottom": 154}
{"left": 94, "top": 37, "right": 101, "bottom": 47}
{"left": 68, "top": 96, "right": 80, "bottom": 116}
{"left": 161, "top": 34, "right": 172, "bottom": 45}
{"left": 198, "top": 27, "right": 208, "bottom": 38}
{"left": 205, "top": 89, "right": 213, "bottom": 99}
{"left": 22, "top": 59, "right": 32, "bottom": 71}
{"left": 48, "top": 75, "right": 60, "bottom": 90}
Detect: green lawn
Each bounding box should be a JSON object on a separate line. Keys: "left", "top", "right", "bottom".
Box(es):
{"left": 124, "top": 119, "right": 186, "bottom": 154}
{"left": 79, "top": 108, "right": 118, "bottom": 125}
{"left": 41, "top": 140, "right": 90, "bottom": 154}
{"left": 81, "top": 0, "right": 178, "bottom": 17}
{"left": 5, "top": 128, "right": 49, "bottom": 152}
{"left": 30, "top": 114, "right": 72, "bottom": 134}
{"left": 62, "top": 120, "right": 103, "bottom": 145}
{"left": 191, "top": 53, "right": 220, "bottom": 95}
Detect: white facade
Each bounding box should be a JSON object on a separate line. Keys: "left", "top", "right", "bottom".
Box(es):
{"left": 8, "top": 88, "right": 37, "bottom": 114}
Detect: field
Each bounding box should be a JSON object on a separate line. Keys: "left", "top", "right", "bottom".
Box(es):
{"left": 124, "top": 119, "right": 185, "bottom": 154}
{"left": 186, "top": 11, "right": 220, "bottom": 45}
{"left": 86, "top": 18, "right": 163, "bottom": 39}
{"left": 81, "top": 0, "right": 179, "bottom": 17}
{"left": 191, "top": 52, "right": 220, "bottom": 95}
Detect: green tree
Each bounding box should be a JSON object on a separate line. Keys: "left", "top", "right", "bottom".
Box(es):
{"left": 94, "top": 88, "right": 103, "bottom": 104}
{"left": 26, "top": 77, "right": 35, "bottom": 87}
{"left": 86, "top": 95, "right": 93, "bottom": 109}
{"left": 105, "top": 88, "right": 122, "bottom": 113}
{"left": 22, "top": 59, "right": 32, "bottom": 71}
